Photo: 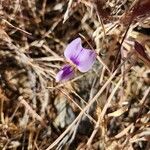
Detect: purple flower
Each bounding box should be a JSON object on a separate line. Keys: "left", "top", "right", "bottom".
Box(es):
{"left": 56, "top": 38, "right": 96, "bottom": 82}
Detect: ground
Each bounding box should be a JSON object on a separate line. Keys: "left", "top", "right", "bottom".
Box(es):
{"left": 0, "top": 0, "right": 150, "bottom": 150}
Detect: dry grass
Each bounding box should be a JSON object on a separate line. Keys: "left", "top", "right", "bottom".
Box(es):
{"left": 0, "top": 0, "right": 150, "bottom": 149}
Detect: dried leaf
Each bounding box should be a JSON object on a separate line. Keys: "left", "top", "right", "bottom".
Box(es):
{"left": 132, "top": 0, "right": 150, "bottom": 18}
{"left": 107, "top": 106, "right": 128, "bottom": 117}
{"left": 134, "top": 41, "right": 150, "bottom": 67}
{"left": 121, "top": 0, "right": 150, "bottom": 24}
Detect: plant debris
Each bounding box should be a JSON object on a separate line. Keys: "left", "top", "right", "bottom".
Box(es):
{"left": 0, "top": 0, "right": 150, "bottom": 149}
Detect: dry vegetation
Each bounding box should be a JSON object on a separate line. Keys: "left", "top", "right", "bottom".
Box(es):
{"left": 0, "top": 0, "right": 150, "bottom": 149}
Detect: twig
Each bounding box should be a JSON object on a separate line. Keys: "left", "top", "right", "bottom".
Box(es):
{"left": 60, "top": 89, "right": 97, "bottom": 124}
{"left": 86, "top": 77, "right": 123, "bottom": 146}
{"left": 2, "top": 19, "right": 32, "bottom": 35}
{"left": 19, "top": 97, "right": 46, "bottom": 127}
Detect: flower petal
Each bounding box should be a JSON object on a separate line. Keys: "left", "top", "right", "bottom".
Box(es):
{"left": 55, "top": 65, "right": 74, "bottom": 82}
{"left": 76, "top": 48, "right": 96, "bottom": 72}
{"left": 64, "top": 38, "right": 82, "bottom": 63}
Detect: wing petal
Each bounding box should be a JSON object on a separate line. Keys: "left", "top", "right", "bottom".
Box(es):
{"left": 56, "top": 65, "right": 74, "bottom": 82}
